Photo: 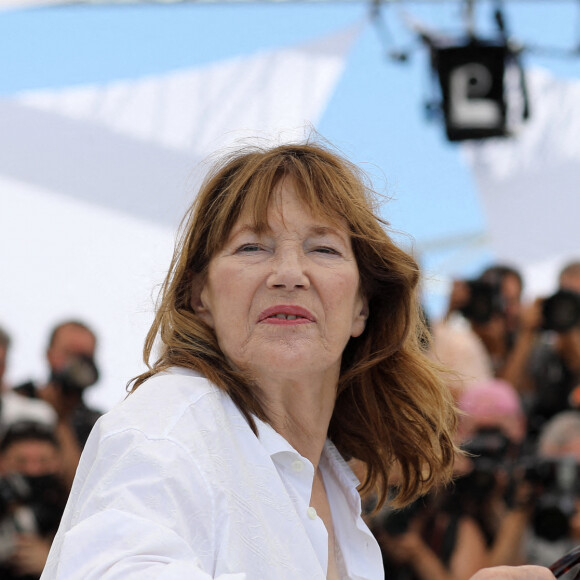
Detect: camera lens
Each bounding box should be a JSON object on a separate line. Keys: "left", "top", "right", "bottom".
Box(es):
{"left": 542, "top": 290, "right": 580, "bottom": 332}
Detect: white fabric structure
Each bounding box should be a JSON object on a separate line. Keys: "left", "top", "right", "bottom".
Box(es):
{"left": 463, "top": 68, "right": 580, "bottom": 297}
{"left": 0, "top": 26, "right": 358, "bottom": 410}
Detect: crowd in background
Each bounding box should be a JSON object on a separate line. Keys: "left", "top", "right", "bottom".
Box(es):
{"left": 1, "top": 260, "right": 580, "bottom": 578}
{"left": 0, "top": 321, "right": 102, "bottom": 579}
{"left": 367, "top": 260, "right": 580, "bottom": 580}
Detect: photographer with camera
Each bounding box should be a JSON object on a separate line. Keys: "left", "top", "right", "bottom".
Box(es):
{"left": 374, "top": 379, "right": 580, "bottom": 579}
{"left": 376, "top": 378, "right": 549, "bottom": 573}
{"left": 440, "top": 262, "right": 580, "bottom": 433}
{"left": 454, "top": 379, "right": 535, "bottom": 569}
{"left": 0, "top": 421, "right": 68, "bottom": 579}
{"left": 442, "top": 265, "right": 524, "bottom": 384}
{"left": 372, "top": 485, "right": 489, "bottom": 580}
{"left": 367, "top": 384, "right": 519, "bottom": 580}
{"left": 15, "top": 320, "right": 102, "bottom": 488}
{"left": 455, "top": 384, "right": 580, "bottom": 577}
{"left": 522, "top": 410, "right": 580, "bottom": 577}
{"left": 515, "top": 262, "right": 580, "bottom": 438}
{"left": 0, "top": 325, "right": 56, "bottom": 438}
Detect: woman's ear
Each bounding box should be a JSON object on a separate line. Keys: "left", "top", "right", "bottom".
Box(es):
{"left": 190, "top": 274, "right": 214, "bottom": 328}
{"left": 351, "top": 293, "right": 369, "bottom": 338}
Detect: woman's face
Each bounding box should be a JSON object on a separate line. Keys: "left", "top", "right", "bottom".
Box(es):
{"left": 193, "top": 178, "right": 367, "bottom": 385}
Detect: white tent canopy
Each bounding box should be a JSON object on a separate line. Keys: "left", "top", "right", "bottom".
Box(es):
{"left": 3, "top": 27, "right": 357, "bottom": 226}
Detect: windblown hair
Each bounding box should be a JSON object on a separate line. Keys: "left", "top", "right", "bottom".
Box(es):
{"left": 130, "top": 141, "right": 458, "bottom": 508}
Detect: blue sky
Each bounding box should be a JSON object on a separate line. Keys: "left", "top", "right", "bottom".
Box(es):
{"left": 1, "top": 1, "right": 579, "bottom": 316}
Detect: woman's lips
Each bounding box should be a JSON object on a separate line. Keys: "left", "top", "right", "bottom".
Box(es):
{"left": 258, "top": 305, "right": 316, "bottom": 324}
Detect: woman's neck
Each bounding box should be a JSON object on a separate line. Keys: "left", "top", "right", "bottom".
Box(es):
{"left": 257, "top": 372, "right": 338, "bottom": 468}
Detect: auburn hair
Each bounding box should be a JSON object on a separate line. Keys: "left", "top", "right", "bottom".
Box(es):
{"left": 130, "top": 141, "right": 457, "bottom": 508}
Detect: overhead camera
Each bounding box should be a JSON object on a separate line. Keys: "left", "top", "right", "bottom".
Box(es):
{"left": 542, "top": 289, "right": 580, "bottom": 333}
{"left": 50, "top": 354, "right": 99, "bottom": 393}
{"left": 432, "top": 40, "right": 511, "bottom": 142}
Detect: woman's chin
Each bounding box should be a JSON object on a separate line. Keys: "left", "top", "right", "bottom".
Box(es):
{"left": 238, "top": 345, "right": 340, "bottom": 379}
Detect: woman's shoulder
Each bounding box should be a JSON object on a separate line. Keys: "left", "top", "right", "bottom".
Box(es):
{"left": 132, "top": 366, "right": 217, "bottom": 402}
{"left": 123, "top": 366, "right": 221, "bottom": 413}
{"left": 92, "top": 367, "right": 245, "bottom": 448}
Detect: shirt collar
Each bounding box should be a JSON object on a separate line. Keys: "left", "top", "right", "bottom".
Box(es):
{"left": 255, "top": 417, "right": 359, "bottom": 488}
{"left": 255, "top": 416, "right": 297, "bottom": 459}
{"left": 322, "top": 439, "right": 360, "bottom": 489}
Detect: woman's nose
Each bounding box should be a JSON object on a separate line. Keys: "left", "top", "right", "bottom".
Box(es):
{"left": 267, "top": 249, "right": 310, "bottom": 290}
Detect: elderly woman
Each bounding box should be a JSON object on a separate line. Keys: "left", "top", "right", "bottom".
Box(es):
{"left": 40, "top": 143, "right": 554, "bottom": 580}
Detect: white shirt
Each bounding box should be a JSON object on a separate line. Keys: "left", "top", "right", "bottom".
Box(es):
{"left": 41, "top": 367, "right": 383, "bottom": 580}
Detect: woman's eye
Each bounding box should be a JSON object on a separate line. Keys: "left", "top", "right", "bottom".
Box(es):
{"left": 314, "top": 246, "right": 340, "bottom": 255}
{"left": 236, "top": 244, "right": 262, "bottom": 253}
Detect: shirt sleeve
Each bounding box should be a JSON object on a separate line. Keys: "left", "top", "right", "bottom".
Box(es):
{"left": 40, "top": 427, "right": 246, "bottom": 580}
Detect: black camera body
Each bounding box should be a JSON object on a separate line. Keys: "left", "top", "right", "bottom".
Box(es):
{"left": 0, "top": 473, "right": 67, "bottom": 563}
{"left": 542, "top": 290, "right": 580, "bottom": 333}
{"left": 523, "top": 456, "right": 580, "bottom": 542}
{"left": 452, "top": 427, "right": 513, "bottom": 505}
{"left": 0, "top": 474, "right": 32, "bottom": 520}
{"left": 459, "top": 280, "right": 505, "bottom": 324}
{"left": 380, "top": 496, "right": 426, "bottom": 536}
{"left": 50, "top": 354, "right": 99, "bottom": 393}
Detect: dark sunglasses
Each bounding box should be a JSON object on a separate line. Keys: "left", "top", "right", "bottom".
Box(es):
{"left": 551, "top": 545, "right": 580, "bottom": 579}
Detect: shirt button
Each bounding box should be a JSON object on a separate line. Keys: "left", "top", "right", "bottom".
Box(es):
{"left": 307, "top": 507, "right": 318, "bottom": 520}
{"left": 291, "top": 460, "right": 304, "bottom": 472}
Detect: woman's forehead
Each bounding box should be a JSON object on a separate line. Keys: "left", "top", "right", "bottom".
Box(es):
{"left": 233, "top": 177, "right": 348, "bottom": 233}
{"left": 229, "top": 210, "right": 348, "bottom": 247}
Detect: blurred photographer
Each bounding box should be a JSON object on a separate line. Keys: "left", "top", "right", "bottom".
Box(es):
{"left": 368, "top": 382, "right": 514, "bottom": 580}
{"left": 372, "top": 486, "right": 488, "bottom": 580}
{"left": 453, "top": 379, "right": 532, "bottom": 569}
{"left": 0, "top": 325, "right": 56, "bottom": 438}
{"left": 524, "top": 410, "right": 580, "bottom": 576}
{"left": 0, "top": 421, "right": 68, "bottom": 579}
{"left": 439, "top": 265, "right": 524, "bottom": 389}
{"left": 456, "top": 392, "right": 580, "bottom": 575}
{"left": 519, "top": 262, "right": 580, "bottom": 437}
{"left": 15, "top": 320, "right": 102, "bottom": 487}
